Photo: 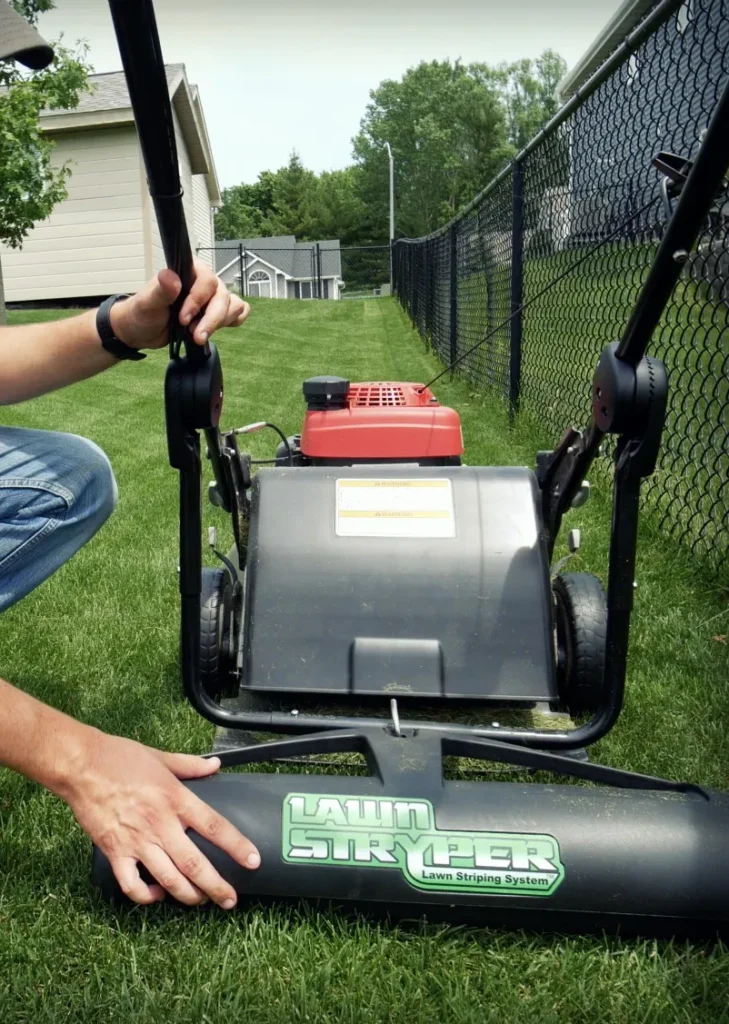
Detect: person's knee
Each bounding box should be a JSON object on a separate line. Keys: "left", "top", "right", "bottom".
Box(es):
{"left": 63, "top": 434, "right": 118, "bottom": 529}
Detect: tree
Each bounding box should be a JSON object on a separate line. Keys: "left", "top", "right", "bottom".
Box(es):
{"left": 216, "top": 155, "right": 327, "bottom": 242}
{"left": 496, "top": 50, "right": 567, "bottom": 150}
{"left": 0, "top": 0, "right": 90, "bottom": 321}
{"left": 259, "top": 152, "right": 321, "bottom": 239}
{"left": 214, "top": 182, "right": 267, "bottom": 240}
{"left": 352, "top": 53, "right": 567, "bottom": 238}
{"left": 352, "top": 60, "right": 512, "bottom": 238}
{"left": 215, "top": 159, "right": 373, "bottom": 246}
{"left": 315, "top": 167, "right": 371, "bottom": 246}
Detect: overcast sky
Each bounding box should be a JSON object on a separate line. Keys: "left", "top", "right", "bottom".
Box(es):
{"left": 40, "top": 0, "right": 623, "bottom": 189}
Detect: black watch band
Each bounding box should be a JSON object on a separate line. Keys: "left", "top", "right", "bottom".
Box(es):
{"left": 96, "top": 294, "right": 146, "bottom": 361}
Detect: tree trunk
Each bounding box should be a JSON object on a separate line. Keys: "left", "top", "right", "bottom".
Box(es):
{"left": 0, "top": 255, "right": 7, "bottom": 326}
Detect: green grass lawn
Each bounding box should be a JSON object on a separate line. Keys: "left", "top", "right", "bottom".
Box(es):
{"left": 0, "top": 297, "right": 728, "bottom": 1022}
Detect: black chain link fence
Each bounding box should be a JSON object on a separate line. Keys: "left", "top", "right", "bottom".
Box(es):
{"left": 394, "top": 0, "right": 729, "bottom": 567}
{"left": 199, "top": 243, "right": 391, "bottom": 301}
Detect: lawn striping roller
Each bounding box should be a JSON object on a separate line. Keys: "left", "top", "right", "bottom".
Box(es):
{"left": 94, "top": 0, "right": 729, "bottom": 936}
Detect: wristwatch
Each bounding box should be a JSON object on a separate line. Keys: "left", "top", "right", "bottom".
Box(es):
{"left": 96, "top": 294, "right": 146, "bottom": 361}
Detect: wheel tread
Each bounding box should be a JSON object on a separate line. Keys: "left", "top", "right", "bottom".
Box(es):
{"left": 199, "top": 567, "right": 227, "bottom": 698}
{"left": 553, "top": 572, "right": 608, "bottom": 714}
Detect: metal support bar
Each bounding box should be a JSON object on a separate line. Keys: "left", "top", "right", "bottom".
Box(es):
{"left": 210, "top": 726, "right": 705, "bottom": 796}
{"left": 179, "top": 447, "right": 202, "bottom": 708}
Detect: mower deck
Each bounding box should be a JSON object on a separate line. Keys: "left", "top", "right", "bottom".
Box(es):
{"left": 243, "top": 463, "right": 556, "bottom": 703}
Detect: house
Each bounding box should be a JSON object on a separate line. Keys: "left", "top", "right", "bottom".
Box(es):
{"left": 1, "top": 65, "right": 220, "bottom": 304}
{"left": 552, "top": 0, "right": 729, "bottom": 248}
{"left": 214, "top": 237, "right": 344, "bottom": 300}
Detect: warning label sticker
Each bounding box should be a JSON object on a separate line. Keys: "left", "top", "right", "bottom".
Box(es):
{"left": 336, "top": 478, "right": 456, "bottom": 538}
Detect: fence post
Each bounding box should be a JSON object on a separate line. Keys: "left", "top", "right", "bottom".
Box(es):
{"left": 315, "top": 243, "right": 322, "bottom": 299}
{"left": 239, "top": 245, "right": 249, "bottom": 297}
{"left": 509, "top": 159, "right": 524, "bottom": 417}
{"left": 423, "top": 239, "right": 430, "bottom": 340}
{"left": 409, "top": 249, "right": 414, "bottom": 322}
{"left": 449, "top": 224, "right": 458, "bottom": 372}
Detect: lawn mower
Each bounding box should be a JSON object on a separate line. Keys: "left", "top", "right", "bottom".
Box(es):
{"left": 94, "top": 0, "right": 729, "bottom": 936}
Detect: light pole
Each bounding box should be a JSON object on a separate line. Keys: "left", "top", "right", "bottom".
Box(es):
{"left": 384, "top": 141, "right": 395, "bottom": 290}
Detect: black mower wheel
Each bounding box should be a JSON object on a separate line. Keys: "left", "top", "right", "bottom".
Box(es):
{"left": 199, "top": 566, "right": 237, "bottom": 702}
{"left": 553, "top": 572, "right": 607, "bottom": 716}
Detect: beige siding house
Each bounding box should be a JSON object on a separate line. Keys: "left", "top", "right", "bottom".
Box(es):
{"left": 214, "top": 237, "right": 344, "bottom": 300}
{"left": 1, "top": 64, "right": 220, "bottom": 304}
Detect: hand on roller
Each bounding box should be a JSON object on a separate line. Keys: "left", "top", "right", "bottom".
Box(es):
{"left": 0, "top": 680, "right": 260, "bottom": 907}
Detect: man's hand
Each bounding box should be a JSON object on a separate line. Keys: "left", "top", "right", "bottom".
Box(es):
{"left": 110, "top": 258, "right": 251, "bottom": 351}
{"left": 60, "top": 730, "right": 260, "bottom": 907}
{"left": 0, "top": 679, "right": 260, "bottom": 907}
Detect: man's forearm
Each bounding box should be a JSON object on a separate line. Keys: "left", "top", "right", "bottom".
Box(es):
{"left": 0, "top": 262, "right": 249, "bottom": 407}
{"left": 0, "top": 309, "right": 118, "bottom": 405}
{"left": 0, "top": 677, "right": 93, "bottom": 799}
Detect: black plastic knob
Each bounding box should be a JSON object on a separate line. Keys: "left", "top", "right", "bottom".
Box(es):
{"left": 303, "top": 376, "right": 350, "bottom": 410}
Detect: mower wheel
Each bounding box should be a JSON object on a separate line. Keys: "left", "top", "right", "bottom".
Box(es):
{"left": 199, "top": 566, "right": 237, "bottom": 702}
{"left": 553, "top": 572, "right": 607, "bottom": 716}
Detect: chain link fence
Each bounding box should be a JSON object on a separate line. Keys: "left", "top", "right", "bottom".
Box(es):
{"left": 199, "top": 243, "right": 391, "bottom": 301}
{"left": 394, "top": 0, "right": 729, "bottom": 567}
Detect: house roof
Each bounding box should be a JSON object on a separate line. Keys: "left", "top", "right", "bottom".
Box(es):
{"left": 212, "top": 237, "right": 296, "bottom": 272}
{"left": 214, "top": 237, "right": 343, "bottom": 279}
{"left": 48, "top": 65, "right": 183, "bottom": 113}
{"left": 558, "top": 0, "right": 658, "bottom": 98}
{"left": 39, "top": 64, "right": 221, "bottom": 204}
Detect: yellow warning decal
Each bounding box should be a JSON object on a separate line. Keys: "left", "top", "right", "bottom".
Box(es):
{"left": 338, "top": 479, "right": 450, "bottom": 488}
{"left": 335, "top": 479, "right": 455, "bottom": 539}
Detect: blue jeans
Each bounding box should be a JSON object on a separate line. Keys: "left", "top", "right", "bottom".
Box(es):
{"left": 0, "top": 428, "right": 117, "bottom": 612}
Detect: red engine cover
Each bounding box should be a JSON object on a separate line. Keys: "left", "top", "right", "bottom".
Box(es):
{"left": 300, "top": 382, "right": 464, "bottom": 460}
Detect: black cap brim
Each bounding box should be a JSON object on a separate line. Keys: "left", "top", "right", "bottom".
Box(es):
{"left": 0, "top": 0, "right": 53, "bottom": 70}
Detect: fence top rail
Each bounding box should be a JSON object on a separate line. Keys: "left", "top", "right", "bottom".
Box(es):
{"left": 198, "top": 244, "right": 390, "bottom": 251}
{"left": 395, "top": 0, "right": 685, "bottom": 245}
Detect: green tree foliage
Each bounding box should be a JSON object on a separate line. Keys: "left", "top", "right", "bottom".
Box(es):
{"left": 215, "top": 50, "right": 567, "bottom": 245}
{"left": 308, "top": 167, "right": 371, "bottom": 246}
{"left": 215, "top": 158, "right": 372, "bottom": 246}
{"left": 353, "top": 60, "right": 512, "bottom": 238}
{"left": 213, "top": 182, "right": 266, "bottom": 241}
{"left": 0, "top": 1, "right": 90, "bottom": 319}
{"left": 260, "top": 153, "right": 321, "bottom": 239}
{"left": 497, "top": 50, "right": 567, "bottom": 149}
{"left": 214, "top": 156, "right": 315, "bottom": 240}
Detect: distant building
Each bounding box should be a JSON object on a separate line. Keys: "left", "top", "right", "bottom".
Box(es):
{"left": 214, "top": 236, "right": 344, "bottom": 299}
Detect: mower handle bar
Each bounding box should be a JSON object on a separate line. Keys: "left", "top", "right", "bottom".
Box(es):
{"left": 108, "top": 0, "right": 206, "bottom": 367}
